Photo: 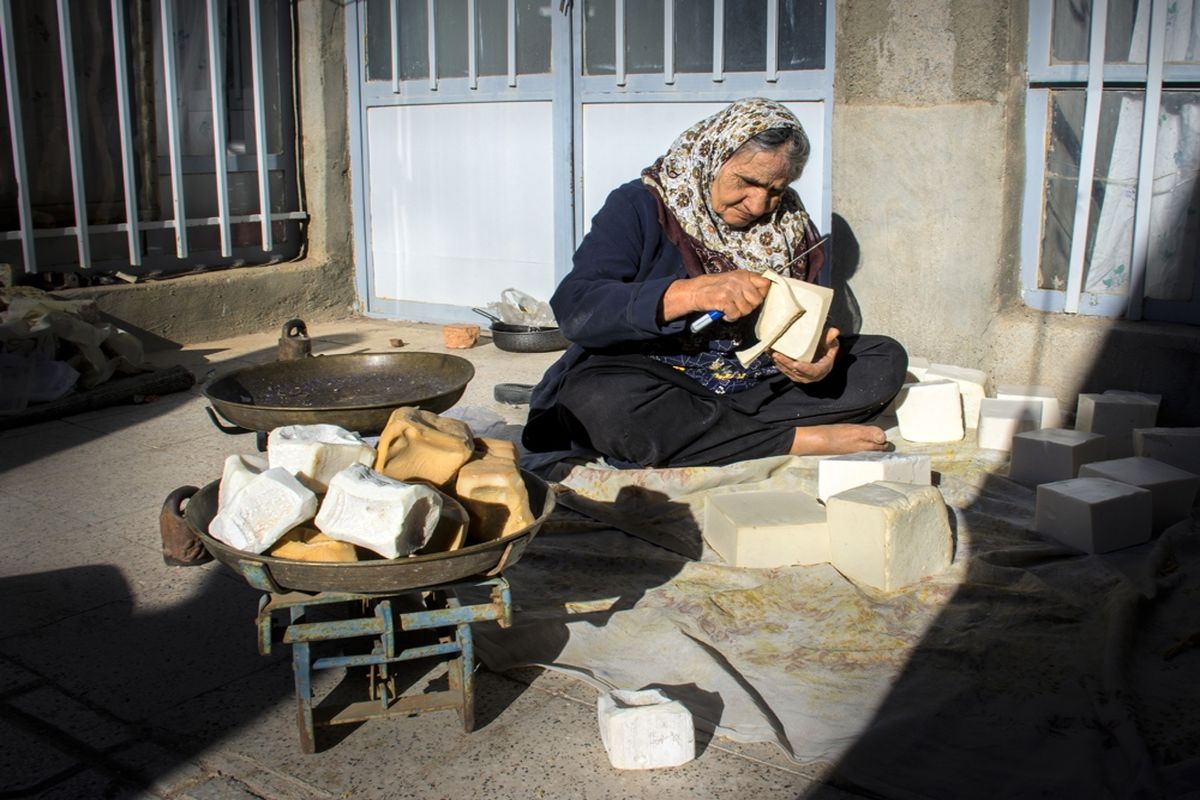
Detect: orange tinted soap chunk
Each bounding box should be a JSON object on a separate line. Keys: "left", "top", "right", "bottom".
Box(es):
{"left": 268, "top": 524, "right": 359, "bottom": 562}
{"left": 374, "top": 407, "right": 474, "bottom": 487}
{"left": 454, "top": 458, "right": 535, "bottom": 543}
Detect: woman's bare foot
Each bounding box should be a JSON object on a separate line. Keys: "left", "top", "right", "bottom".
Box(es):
{"left": 789, "top": 424, "right": 889, "bottom": 456}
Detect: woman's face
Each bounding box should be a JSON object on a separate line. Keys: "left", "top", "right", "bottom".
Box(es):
{"left": 709, "top": 145, "right": 793, "bottom": 228}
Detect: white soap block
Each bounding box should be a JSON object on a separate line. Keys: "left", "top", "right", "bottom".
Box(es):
{"left": 895, "top": 380, "right": 964, "bottom": 443}
{"left": 1078, "top": 457, "right": 1200, "bottom": 533}
{"left": 1075, "top": 393, "right": 1158, "bottom": 458}
{"left": 817, "top": 452, "right": 932, "bottom": 503}
{"left": 597, "top": 689, "right": 695, "bottom": 770}
{"left": 924, "top": 364, "right": 988, "bottom": 428}
{"left": 315, "top": 463, "right": 443, "bottom": 558}
{"left": 826, "top": 482, "right": 953, "bottom": 593}
{"left": 996, "top": 384, "right": 1062, "bottom": 429}
{"left": 907, "top": 356, "right": 930, "bottom": 382}
{"left": 267, "top": 424, "right": 375, "bottom": 493}
{"left": 977, "top": 398, "right": 1041, "bottom": 452}
{"left": 1008, "top": 428, "right": 1108, "bottom": 486}
{"left": 209, "top": 467, "right": 319, "bottom": 554}
{"left": 1134, "top": 428, "right": 1200, "bottom": 476}
{"left": 218, "top": 453, "right": 269, "bottom": 510}
{"left": 1034, "top": 477, "right": 1152, "bottom": 553}
{"left": 1104, "top": 388, "right": 1162, "bottom": 406}
{"left": 703, "top": 491, "right": 829, "bottom": 568}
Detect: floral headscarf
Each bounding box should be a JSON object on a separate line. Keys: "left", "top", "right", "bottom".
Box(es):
{"left": 641, "top": 97, "right": 820, "bottom": 281}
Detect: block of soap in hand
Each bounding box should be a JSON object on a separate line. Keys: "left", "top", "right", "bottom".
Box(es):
{"left": 315, "top": 463, "right": 443, "bottom": 558}
{"left": 218, "top": 452, "right": 268, "bottom": 510}
{"left": 1133, "top": 427, "right": 1200, "bottom": 476}
{"left": 817, "top": 452, "right": 932, "bottom": 503}
{"left": 597, "top": 688, "right": 695, "bottom": 770}
{"left": 267, "top": 424, "right": 375, "bottom": 494}
{"left": 1034, "top": 477, "right": 1151, "bottom": 553}
{"left": 734, "top": 270, "right": 834, "bottom": 366}
{"left": 1078, "top": 456, "right": 1200, "bottom": 533}
{"left": 1008, "top": 428, "right": 1107, "bottom": 486}
{"left": 1075, "top": 393, "right": 1158, "bottom": 459}
{"left": 826, "top": 482, "right": 953, "bottom": 593}
{"left": 995, "top": 384, "right": 1062, "bottom": 429}
{"left": 894, "top": 380, "right": 964, "bottom": 443}
{"left": 924, "top": 364, "right": 988, "bottom": 429}
{"left": 976, "top": 398, "right": 1041, "bottom": 452}
{"left": 374, "top": 406, "right": 475, "bottom": 487}
{"left": 703, "top": 490, "right": 830, "bottom": 568}
{"left": 209, "top": 467, "right": 319, "bottom": 554}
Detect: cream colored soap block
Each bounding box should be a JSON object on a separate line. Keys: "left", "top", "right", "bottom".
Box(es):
{"left": 597, "top": 689, "right": 695, "bottom": 770}
{"left": 735, "top": 270, "right": 834, "bottom": 366}
{"left": 1075, "top": 393, "right": 1158, "bottom": 458}
{"left": 976, "top": 398, "right": 1041, "bottom": 452}
{"left": 894, "top": 380, "right": 964, "bottom": 443}
{"left": 268, "top": 524, "right": 359, "bottom": 562}
{"left": 1078, "top": 457, "right": 1200, "bottom": 533}
{"left": 374, "top": 407, "right": 475, "bottom": 487}
{"left": 218, "top": 453, "right": 269, "bottom": 510}
{"left": 315, "top": 463, "right": 443, "bottom": 558}
{"left": 906, "top": 356, "right": 931, "bottom": 382}
{"left": 924, "top": 364, "right": 988, "bottom": 429}
{"left": 1034, "top": 477, "right": 1152, "bottom": 553}
{"left": 996, "top": 384, "right": 1062, "bottom": 429}
{"left": 826, "top": 482, "right": 953, "bottom": 593}
{"left": 267, "top": 424, "right": 375, "bottom": 493}
{"left": 454, "top": 458, "right": 536, "bottom": 543}
{"left": 1008, "top": 428, "right": 1108, "bottom": 486}
{"left": 817, "top": 452, "right": 932, "bottom": 503}
{"left": 209, "top": 467, "right": 319, "bottom": 554}
{"left": 1134, "top": 427, "right": 1200, "bottom": 476}
{"left": 703, "top": 490, "right": 830, "bottom": 568}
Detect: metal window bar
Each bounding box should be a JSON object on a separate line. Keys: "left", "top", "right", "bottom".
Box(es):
{"left": 615, "top": 0, "right": 625, "bottom": 86}
{"left": 57, "top": 0, "right": 92, "bottom": 268}
{"left": 249, "top": 0, "right": 273, "bottom": 251}
{"left": 1063, "top": 0, "right": 1108, "bottom": 315}
{"left": 391, "top": 0, "right": 400, "bottom": 93}
{"left": 468, "top": 0, "right": 477, "bottom": 89}
{"left": 427, "top": 0, "right": 437, "bottom": 91}
{"left": 765, "top": 0, "right": 778, "bottom": 82}
{"left": 207, "top": 0, "right": 233, "bottom": 257}
{"left": 663, "top": 0, "right": 674, "bottom": 84}
{"left": 1, "top": 0, "right": 37, "bottom": 272}
{"left": 110, "top": 0, "right": 142, "bottom": 266}
{"left": 160, "top": 0, "right": 190, "bottom": 258}
{"left": 507, "top": 0, "right": 516, "bottom": 87}
{"left": 1126, "top": 0, "right": 1168, "bottom": 321}
{"left": 712, "top": 0, "right": 724, "bottom": 82}
{"left": 0, "top": 211, "right": 308, "bottom": 241}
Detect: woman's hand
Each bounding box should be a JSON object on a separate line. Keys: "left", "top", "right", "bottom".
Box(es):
{"left": 772, "top": 327, "right": 840, "bottom": 384}
{"left": 660, "top": 271, "right": 772, "bottom": 324}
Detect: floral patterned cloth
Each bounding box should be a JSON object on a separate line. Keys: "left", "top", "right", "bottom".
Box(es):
{"left": 640, "top": 97, "right": 820, "bottom": 393}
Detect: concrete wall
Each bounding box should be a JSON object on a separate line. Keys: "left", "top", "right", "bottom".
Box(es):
{"left": 832, "top": 0, "right": 1200, "bottom": 425}
{"left": 59, "top": 0, "right": 357, "bottom": 347}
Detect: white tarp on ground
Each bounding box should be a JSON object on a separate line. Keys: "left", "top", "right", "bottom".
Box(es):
{"left": 477, "top": 445, "right": 1200, "bottom": 798}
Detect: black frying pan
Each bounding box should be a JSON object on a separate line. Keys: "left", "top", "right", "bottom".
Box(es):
{"left": 471, "top": 308, "right": 568, "bottom": 353}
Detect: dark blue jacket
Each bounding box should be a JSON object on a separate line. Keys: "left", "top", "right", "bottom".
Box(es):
{"left": 522, "top": 180, "right": 690, "bottom": 461}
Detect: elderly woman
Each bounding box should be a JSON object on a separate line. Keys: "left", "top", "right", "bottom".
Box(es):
{"left": 522, "top": 98, "right": 907, "bottom": 473}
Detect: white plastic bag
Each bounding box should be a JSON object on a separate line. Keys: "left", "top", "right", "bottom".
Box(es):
{"left": 483, "top": 288, "right": 557, "bottom": 328}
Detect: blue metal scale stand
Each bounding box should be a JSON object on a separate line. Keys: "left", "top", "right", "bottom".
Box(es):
{"left": 253, "top": 576, "right": 513, "bottom": 753}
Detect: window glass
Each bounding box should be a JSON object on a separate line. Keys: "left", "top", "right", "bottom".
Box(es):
{"left": 1039, "top": 91, "right": 1085, "bottom": 291}
{"left": 476, "top": 0, "right": 508, "bottom": 76}
{"left": 398, "top": 0, "right": 430, "bottom": 81}
{"left": 583, "top": 0, "right": 615, "bottom": 75}
{"left": 516, "top": 0, "right": 552, "bottom": 75}
{"left": 1145, "top": 91, "right": 1200, "bottom": 301}
{"left": 627, "top": 0, "right": 665, "bottom": 74}
{"left": 1165, "top": 2, "right": 1200, "bottom": 63}
{"left": 779, "top": 0, "right": 826, "bottom": 70}
{"left": 366, "top": 0, "right": 392, "bottom": 81}
{"left": 436, "top": 0, "right": 469, "bottom": 79}
{"left": 724, "top": 0, "right": 767, "bottom": 72}
{"left": 1050, "top": 0, "right": 1090, "bottom": 64}
{"left": 674, "top": 0, "right": 714, "bottom": 73}
{"left": 1081, "top": 91, "right": 1140, "bottom": 296}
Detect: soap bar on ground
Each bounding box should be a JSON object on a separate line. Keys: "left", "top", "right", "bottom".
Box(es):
{"left": 895, "top": 380, "right": 964, "bottom": 443}
{"left": 1034, "top": 477, "right": 1152, "bottom": 553}
{"left": 976, "top": 398, "right": 1041, "bottom": 452}
{"left": 1078, "top": 456, "right": 1199, "bottom": 533}
{"left": 267, "top": 423, "right": 375, "bottom": 493}
{"left": 924, "top": 364, "right": 988, "bottom": 429}
{"left": 703, "top": 490, "right": 830, "bottom": 568}
{"left": 597, "top": 689, "right": 695, "bottom": 770}
{"left": 1008, "top": 428, "right": 1108, "bottom": 486}
{"left": 817, "top": 452, "right": 931, "bottom": 504}
{"left": 826, "top": 482, "right": 953, "bottom": 593}
{"left": 1074, "top": 393, "right": 1158, "bottom": 459}
{"left": 374, "top": 407, "right": 475, "bottom": 487}
{"left": 996, "top": 384, "right": 1062, "bottom": 428}
{"left": 315, "top": 463, "right": 444, "bottom": 558}
{"left": 209, "top": 467, "right": 319, "bottom": 554}
{"left": 1133, "top": 427, "right": 1200, "bottom": 476}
